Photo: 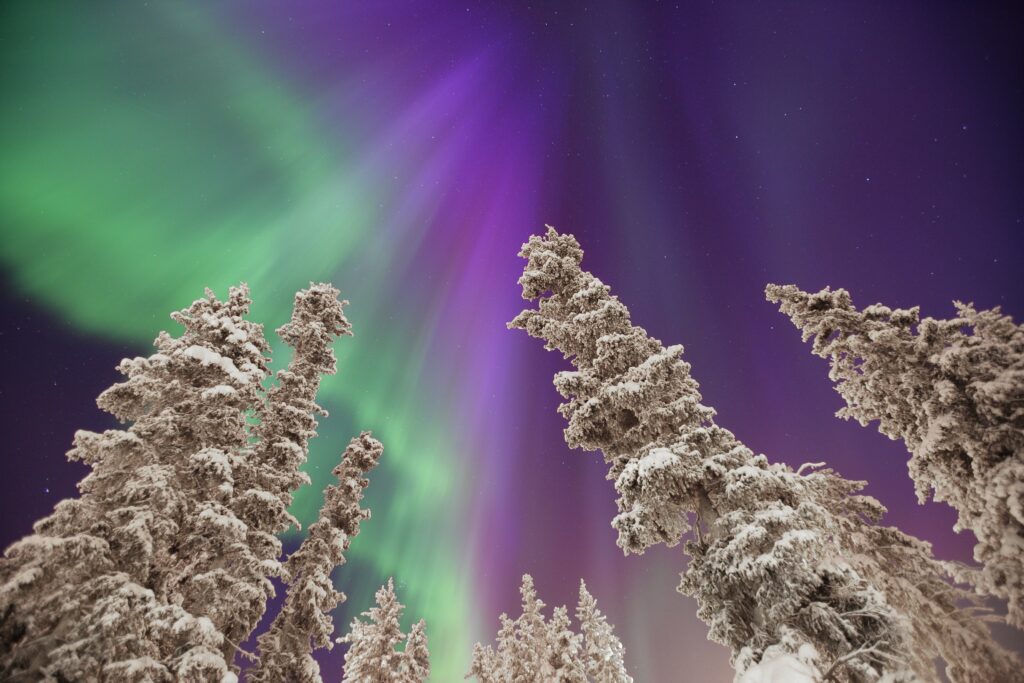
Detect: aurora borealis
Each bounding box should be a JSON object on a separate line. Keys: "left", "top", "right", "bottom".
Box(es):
{"left": 1, "top": 2, "right": 1021, "bottom": 679}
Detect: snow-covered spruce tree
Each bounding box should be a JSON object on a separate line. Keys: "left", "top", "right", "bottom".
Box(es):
{"left": 467, "top": 574, "right": 632, "bottom": 683}
{"left": 546, "top": 605, "right": 588, "bottom": 683}
{"left": 338, "top": 578, "right": 430, "bottom": 683}
{"left": 0, "top": 282, "right": 355, "bottom": 681}
{"left": 0, "top": 284, "right": 273, "bottom": 680}
{"left": 576, "top": 581, "right": 630, "bottom": 683}
{"left": 124, "top": 281, "right": 353, "bottom": 668}
{"left": 766, "top": 284, "right": 1024, "bottom": 629}
{"left": 508, "top": 227, "right": 1020, "bottom": 683}
{"left": 250, "top": 432, "right": 383, "bottom": 683}
{"left": 468, "top": 574, "right": 549, "bottom": 682}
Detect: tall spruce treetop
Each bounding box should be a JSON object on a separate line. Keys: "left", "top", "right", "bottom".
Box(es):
{"left": 508, "top": 227, "right": 1020, "bottom": 682}
{"left": 546, "top": 605, "right": 587, "bottom": 683}
{"left": 1, "top": 284, "right": 272, "bottom": 680}
{"left": 467, "top": 574, "right": 632, "bottom": 683}
{"left": 766, "top": 283, "right": 1024, "bottom": 628}
{"left": 162, "top": 282, "right": 353, "bottom": 666}
{"left": 252, "top": 283, "right": 353, "bottom": 508}
{"left": 479, "top": 574, "right": 550, "bottom": 682}
{"left": 250, "top": 432, "right": 383, "bottom": 683}
{"left": 339, "top": 578, "right": 430, "bottom": 683}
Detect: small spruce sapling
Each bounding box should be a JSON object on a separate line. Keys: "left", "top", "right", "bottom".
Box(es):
{"left": 339, "top": 578, "right": 430, "bottom": 683}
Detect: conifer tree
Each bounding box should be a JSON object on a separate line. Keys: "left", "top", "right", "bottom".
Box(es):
{"left": 250, "top": 432, "right": 383, "bottom": 683}
{"left": 467, "top": 574, "right": 632, "bottom": 683}
{"left": 339, "top": 578, "right": 430, "bottom": 683}
{"left": 546, "top": 606, "right": 587, "bottom": 683}
{"left": 576, "top": 581, "right": 630, "bottom": 683}
{"left": 145, "top": 286, "right": 278, "bottom": 665}
{"left": 767, "top": 284, "right": 1024, "bottom": 628}
{"left": 401, "top": 619, "right": 431, "bottom": 682}
{"left": 509, "top": 227, "right": 1020, "bottom": 682}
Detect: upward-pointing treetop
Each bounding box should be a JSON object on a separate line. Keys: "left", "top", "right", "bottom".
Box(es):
{"left": 250, "top": 432, "right": 384, "bottom": 683}
{"left": 339, "top": 578, "right": 430, "bottom": 683}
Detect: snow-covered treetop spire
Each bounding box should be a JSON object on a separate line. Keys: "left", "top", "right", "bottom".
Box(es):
{"left": 510, "top": 227, "right": 1021, "bottom": 682}
{"left": 228, "top": 281, "right": 354, "bottom": 607}
{"left": 339, "top": 578, "right": 430, "bottom": 683}
{"left": 767, "top": 282, "right": 1024, "bottom": 628}
{"left": 252, "top": 283, "right": 352, "bottom": 504}
{"left": 97, "top": 281, "right": 270, "bottom": 440}
{"left": 576, "top": 580, "right": 630, "bottom": 683}
{"left": 510, "top": 226, "right": 713, "bottom": 473}
{"left": 276, "top": 282, "right": 353, "bottom": 378}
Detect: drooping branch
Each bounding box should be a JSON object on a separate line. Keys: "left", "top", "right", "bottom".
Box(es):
{"left": 768, "top": 283, "right": 1024, "bottom": 628}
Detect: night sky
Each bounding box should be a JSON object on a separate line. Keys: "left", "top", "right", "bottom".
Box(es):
{"left": 1, "top": 2, "right": 1022, "bottom": 679}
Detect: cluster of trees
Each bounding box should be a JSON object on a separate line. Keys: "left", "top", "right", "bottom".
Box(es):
{"left": 509, "top": 226, "right": 1023, "bottom": 682}
{"left": 468, "top": 575, "right": 631, "bottom": 683}
{"left": 2, "top": 227, "right": 1021, "bottom": 682}
{"left": 0, "top": 284, "right": 429, "bottom": 682}
{"left": 0, "top": 281, "right": 633, "bottom": 682}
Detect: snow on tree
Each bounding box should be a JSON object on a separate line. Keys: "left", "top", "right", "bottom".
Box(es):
{"left": 196, "top": 281, "right": 354, "bottom": 658}
{"left": 250, "top": 432, "right": 383, "bottom": 683}
{"left": 467, "top": 574, "right": 632, "bottom": 683}
{"left": 338, "top": 578, "right": 430, "bottom": 683}
{"left": 737, "top": 644, "right": 818, "bottom": 683}
{"left": 1, "top": 284, "right": 271, "bottom": 680}
{"left": 576, "top": 581, "right": 630, "bottom": 683}
{"left": 247, "top": 281, "right": 353, "bottom": 540}
{"left": 508, "top": 226, "right": 1021, "bottom": 682}
{"left": 468, "top": 574, "right": 549, "bottom": 682}
{"left": 766, "top": 283, "right": 1024, "bottom": 629}
{"left": 546, "top": 605, "right": 587, "bottom": 683}
{"left": 0, "top": 283, "right": 359, "bottom": 681}
{"left": 402, "top": 618, "right": 431, "bottom": 682}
